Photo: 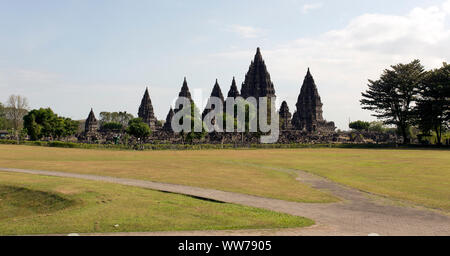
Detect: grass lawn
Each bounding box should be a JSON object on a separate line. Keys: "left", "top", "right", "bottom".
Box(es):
{"left": 0, "top": 145, "right": 449, "bottom": 212}
{"left": 0, "top": 172, "right": 313, "bottom": 235}
{"left": 240, "top": 148, "right": 450, "bottom": 212}
{"left": 0, "top": 145, "right": 337, "bottom": 203}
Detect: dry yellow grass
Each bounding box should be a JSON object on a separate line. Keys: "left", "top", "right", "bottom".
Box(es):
{"left": 246, "top": 148, "right": 450, "bottom": 211}
{"left": 1, "top": 145, "right": 449, "bottom": 211}
{"left": 0, "top": 145, "right": 336, "bottom": 203}
{"left": 0, "top": 172, "right": 313, "bottom": 235}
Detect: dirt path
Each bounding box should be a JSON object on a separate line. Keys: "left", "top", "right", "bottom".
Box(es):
{"left": 1, "top": 167, "right": 449, "bottom": 236}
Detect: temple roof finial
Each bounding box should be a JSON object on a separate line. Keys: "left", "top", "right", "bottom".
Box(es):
{"left": 255, "top": 47, "right": 262, "bottom": 60}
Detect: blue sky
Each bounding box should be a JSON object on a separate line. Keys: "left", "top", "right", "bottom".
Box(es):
{"left": 1, "top": 0, "right": 449, "bottom": 129}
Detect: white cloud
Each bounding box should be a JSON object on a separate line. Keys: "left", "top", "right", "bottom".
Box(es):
{"left": 229, "top": 25, "right": 266, "bottom": 38}
{"left": 214, "top": 1, "right": 450, "bottom": 129}
{"left": 444, "top": 0, "right": 450, "bottom": 13}
{"left": 302, "top": 3, "right": 323, "bottom": 14}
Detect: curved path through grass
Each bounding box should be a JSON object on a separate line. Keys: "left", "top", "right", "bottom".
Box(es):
{"left": 0, "top": 171, "right": 312, "bottom": 235}
{"left": 1, "top": 167, "right": 449, "bottom": 236}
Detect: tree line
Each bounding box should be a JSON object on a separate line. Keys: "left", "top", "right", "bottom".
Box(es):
{"left": 0, "top": 95, "right": 154, "bottom": 142}
{"left": 360, "top": 60, "right": 449, "bottom": 144}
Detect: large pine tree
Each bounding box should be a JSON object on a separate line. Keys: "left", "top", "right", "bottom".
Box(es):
{"left": 415, "top": 63, "right": 450, "bottom": 145}
{"left": 361, "top": 60, "right": 425, "bottom": 144}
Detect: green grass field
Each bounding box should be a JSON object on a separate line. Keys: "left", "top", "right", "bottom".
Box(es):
{"left": 0, "top": 172, "right": 313, "bottom": 235}
{"left": 0, "top": 145, "right": 449, "bottom": 212}
{"left": 0, "top": 145, "right": 337, "bottom": 203}
{"left": 248, "top": 148, "right": 450, "bottom": 211}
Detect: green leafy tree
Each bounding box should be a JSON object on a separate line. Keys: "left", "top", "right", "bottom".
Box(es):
{"left": 23, "top": 108, "right": 55, "bottom": 140}
{"left": 349, "top": 120, "right": 371, "bottom": 131}
{"left": 415, "top": 63, "right": 450, "bottom": 145}
{"left": 23, "top": 108, "right": 78, "bottom": 141}
{"left": 101, "top": 122, "right": 124, "bottom": 132}
{"left": 62, "top": 118, "right": 79, "bottom": 138}
{"left": 53, "top": 117, "right": 67, "bottom": 139}
{"left": 19, "top": 128, "right": 28, "bottom": 141}
{"left": 178, "top": 103, "right": 206, "bottom": 144}
{"left": 24, "top": 114, "right": 41, "bottom": 140}
{"left": 361, "top": 60, "right": 425, "bottom": 144}
{"left": 100, "top": 111, "right": 134, "bottom": 126}
{"left": 368, "top": 121, "right": 387, "bottom": 133}
{"left": 126, "top": 118, "right": 151, "bottom": 141}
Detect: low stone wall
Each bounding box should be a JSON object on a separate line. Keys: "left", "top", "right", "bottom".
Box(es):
{"left": 77, "top": 130, "right": 399, "bottom": 145}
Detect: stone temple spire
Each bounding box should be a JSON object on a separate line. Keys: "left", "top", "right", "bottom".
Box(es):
{"left": 240, "top": 47, "right": 276, "bottom": 99}
{"left": 138, "top": 87, "right": 157, "bottom": 130}
{"left": 227, "top": 77, "right": 240, "bottom": 98}
{"left": 163, "top": 107, "right": 174, "bottom": 132}
{"left": 292, "top": 68, "right": 325, "bottom": 132}
{"left": 85, "top": 108, "right": 98, "bottom": 133}
{"left": 210, "top": 79, "right": 224, "bottom": 102}
{"left": 175, "top": 77, "right": 194, "bottom": 113}
{"left": 178, "top": 77, "right": 192, "bottom": 100}
{"left": 203, "top": 79, "right": 225, "bottom": 118}
{"left": 279, "top": 101, "right": 292, "bottom": 130}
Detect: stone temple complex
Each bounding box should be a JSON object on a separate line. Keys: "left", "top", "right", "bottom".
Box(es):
{"left": 279, "top": 101, "right": 293, "bottom": 131}
{"left": 85, "top": 108, "right": 98, "bottom": 133}
{"left": 292, "top": 68, "right": 335, "bottom": 132}
{"left": 202, "top": 79, "right": 225, "bottom": 119}
{"left": 138, "top": 87, "right": 158, "bottom": 131}
{"left": 240, "top": 48, "right": 276, "bottom": 99}
{"left": 174, "top": 77, "right": 193, "bottom": 113}
{"left": 163, "top": 107, "right": 174, "bottom": 132}
{"left": 82, "top": 47, "right": 363, "bottom": 144}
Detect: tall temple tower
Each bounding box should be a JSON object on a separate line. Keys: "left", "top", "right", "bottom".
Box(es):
{"left": 138, "top": 87, "right": 157, "bottom": 130}
{"left": 163, "top": 107, "right": 174, "bottom": 132}
{"left": 179, "top": 77, "right": 192, "bottom": 100}
{"left": 224, "top": 77, "right": 240, "bottom": 120}
{"left": 227, "top": 77, "right": 240, "bottom": 99}
{"left": 85, "top": 108, "right": 98, "bottom": 133}
{"left": 240, "top": 48, "right": 276, "bottom": 131}
{"left": 174, "top": 77, "right": 194, "bottom": 113}
{"left": 174, "top": 77, "right": 193, "bottom": 113}
{"left": 279, "top": 101, "right": 292, "bottom": 130}
{"left": 240, "top": 47, "right": 276, "bottom": 99}
{"left": 292, "top": 68, "right": 335, "bottom": 132}
{"left": 202, "top": 79, "right": 224, "bottom": 118}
